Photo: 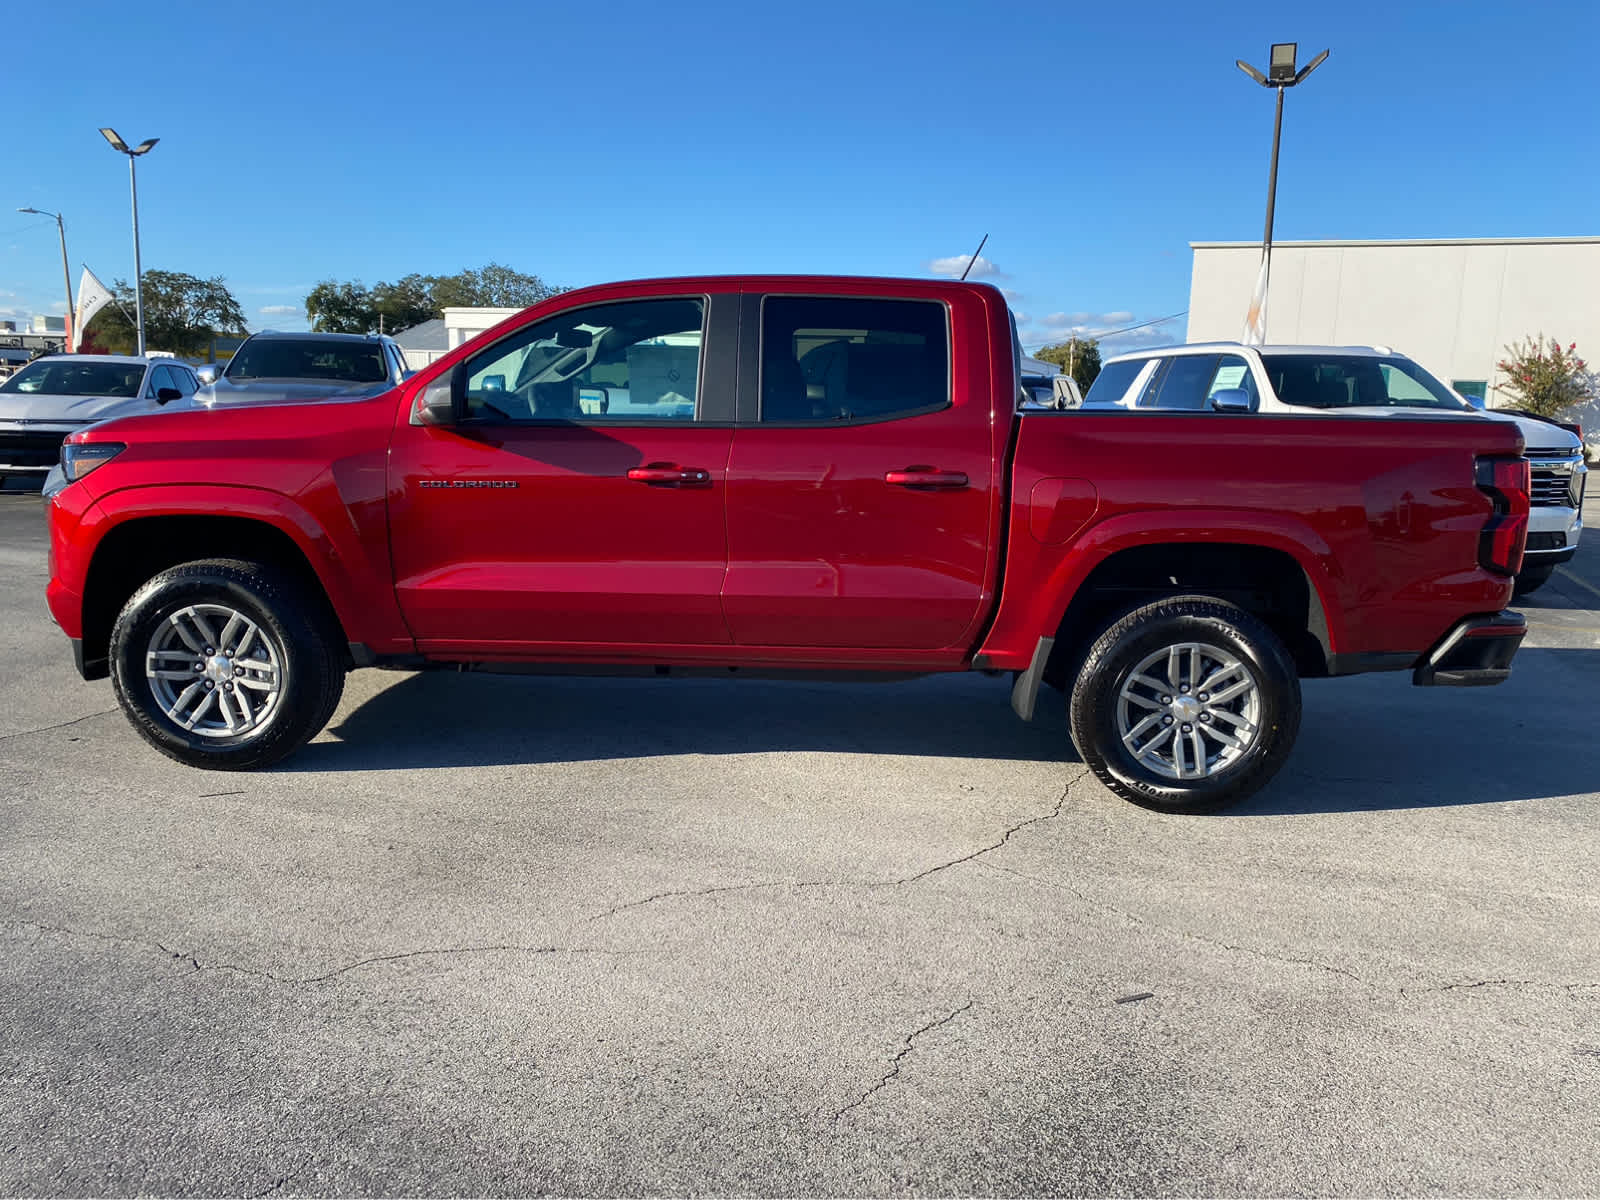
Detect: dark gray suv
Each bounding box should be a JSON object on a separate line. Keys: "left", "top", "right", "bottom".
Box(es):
{"left": 193, "top": 332, "right": 410, "bottom": 406}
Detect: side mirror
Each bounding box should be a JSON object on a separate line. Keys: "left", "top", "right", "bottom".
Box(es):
{"left": 156, "top": 387, "right": 183, "bottom": 403}
{"left": 410, "top": 363, "right": 464, "bottom": 426}
{"left": 1210, "top": 386, "right": 1254, "bottom": 413}
{"left": 195, "top": 364, "right": 219, "bottom": 385}
{"left": 1051, "top": 376, "right": 1082, "bottom": 408}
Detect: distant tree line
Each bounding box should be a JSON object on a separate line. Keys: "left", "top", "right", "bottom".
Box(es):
{"left": 83, "top": 270, "right": 247, "bottom": 357}
{"left": 304, "top": 264, "right": 566, "bottom": 335}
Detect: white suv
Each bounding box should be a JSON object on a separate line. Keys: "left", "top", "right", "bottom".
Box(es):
{"left": 1082, "top": 342, "right": 1587, "bottom": 596}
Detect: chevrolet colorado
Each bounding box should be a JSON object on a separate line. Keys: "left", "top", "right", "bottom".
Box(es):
{"left": 44, "top": 276, "right": 1531, "bottom": 812}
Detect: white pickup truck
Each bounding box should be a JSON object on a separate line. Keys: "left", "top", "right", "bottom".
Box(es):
{"left": 1085, "top": 342, "right": 1587, "bottom": 596}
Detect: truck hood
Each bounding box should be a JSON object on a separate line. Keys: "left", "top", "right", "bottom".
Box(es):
{"left": 193, "top": 378, "right": 392, "bottom": 407}
{"left": 1312, "top": 405, "right": 1581, "bottom": 454}
{"left": 1479, "top": 409, "right": 1582, "bottom": 455}
{"left": 0, "top": 390, "right": 152, "bottom": 426}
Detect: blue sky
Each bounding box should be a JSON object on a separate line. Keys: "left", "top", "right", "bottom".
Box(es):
{"left": 4, "top": 0, "right": 1597, "bottom": 354}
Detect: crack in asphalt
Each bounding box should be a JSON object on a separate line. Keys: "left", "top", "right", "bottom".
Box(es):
{"left": 895, "top": 770, "right": 1087, "bottom": 886}
{"left": 591, "top": 769, "right": 1092, "bottom": 921}
{"left": 833, "top": 1000, "right": 975, "bottom": 1122}
{"left": 0, "top": 709, "right": 117, "bottom": 744}
{"left": 1430, "top": 979, "right": 1600, "bottom": 994}
{"left": 11, "top": 921, "right": 622, "bottom": 985}
{"left": 975, "top": 861, "right": 1371, "bottom": 986}
{"left": 252, "top": 1178, "right": 289, "bottom": 1198}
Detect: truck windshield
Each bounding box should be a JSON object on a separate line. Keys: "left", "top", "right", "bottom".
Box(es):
{"left": 226, "top": 340, "right": 389, "bottom": 383}
{"left": 0, "top": 360, "right": 145, "bottom": 397}
{"left": 1260, "top": 354, "right": 1471, "bottom": 411}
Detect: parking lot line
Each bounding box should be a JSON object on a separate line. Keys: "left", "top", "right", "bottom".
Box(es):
{"left": 1556, "top": 566, "right": 1600, "bottom": 604}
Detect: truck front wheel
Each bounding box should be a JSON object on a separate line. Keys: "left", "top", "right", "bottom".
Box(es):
{"left": 108, "top": 558, "right": 346, "bottom": 770}
{"left": 1069, "top": 596, "right": 1300, "bottom": 813}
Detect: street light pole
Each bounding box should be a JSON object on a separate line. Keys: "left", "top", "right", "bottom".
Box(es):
{"left": 1235, "top": 44, "right": 1328, "bottom": 342}
{"left": 17, "top": 208, "right": 73, "bottom": 347}
{"left": 99, "top": 128, "right": 159, "bottom": 356}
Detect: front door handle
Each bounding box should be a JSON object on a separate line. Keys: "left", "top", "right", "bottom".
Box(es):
{"left": 627, "top": 463, "right": 713, "bottom": 488}
{"left": 885, "top": 467, "right": 969, "bottom": 489}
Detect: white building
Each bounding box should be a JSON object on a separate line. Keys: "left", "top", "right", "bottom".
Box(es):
{"left": 1187, "top": 236, "right": 1600, "bottom": 411}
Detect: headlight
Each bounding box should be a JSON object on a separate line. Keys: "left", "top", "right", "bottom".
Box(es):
{"left": 60, "top": 441, "right": 126, "bottom": 483}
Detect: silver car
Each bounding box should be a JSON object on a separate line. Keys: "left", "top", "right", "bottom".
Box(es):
{"left": 0, "top": 355, "right": 199, "bottom": 483}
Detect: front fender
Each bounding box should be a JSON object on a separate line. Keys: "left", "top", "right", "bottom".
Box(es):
{"left": 77, "top": 482, "right": 413, "bottom": 655}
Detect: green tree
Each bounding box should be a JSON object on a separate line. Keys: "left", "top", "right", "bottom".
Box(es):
{"left": 1495, "top": 335, "right": 1596, "bottom": 418}
{"left": 87, "top": 270, "right": 247, "bottom": 356}
{"left": 371, "top": 274, "right": 436, "bottom": 334}
{"left": 430, "top": 262, "right": 563, "bottom": 309}
{"left": 305, "top": 264, "right": 565, "bottom": 334}
{"left": 1035, "top": 336, "right": 1102, "bottom": 393}
{"left": 305, "top": 279, "right": 377, "bottom": 333}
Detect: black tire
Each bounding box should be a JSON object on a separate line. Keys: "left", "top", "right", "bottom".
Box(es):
{"left": 1512, "top": 563, "right": 1555, "bottom": 597}
{"left": 1068, "top": 595, "right": 1301, "bottom": 814}
{"left": 109, "top": 558, "right": 346, "bottom": 770}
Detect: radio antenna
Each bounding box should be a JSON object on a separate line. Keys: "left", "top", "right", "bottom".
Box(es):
{"left": 958, "top": 233, "right": 989, "bottom": 281}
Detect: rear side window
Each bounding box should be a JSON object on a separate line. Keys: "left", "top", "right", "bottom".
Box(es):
{"left": 760, "top": 296, "right": 948, "bottom": 422}
{"left": 1080, "top": 358, "right": 1149, "bottom": 407}
{"left": 1261, "top": 354, "right": 1466, "bottom": 410}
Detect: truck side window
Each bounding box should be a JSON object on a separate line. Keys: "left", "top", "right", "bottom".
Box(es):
{"left": 461, "top": 297, "right": 705, "bottom": 422}
{"left": 1140, "top": 355, "right": 1220, "bottom": 410}
{"left": 1206, "top": 355, "right": 1257, "bottom": 407}
{"left": 1080, "top": 358, "right": 1151, "bottom": 408}
{"left": 759, "top": 296, "right": 948, "bottom": 423}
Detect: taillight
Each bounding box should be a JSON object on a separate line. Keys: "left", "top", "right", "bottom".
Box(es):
{"left": 1475, "top": 456, "right": 1530, "bottom": 576}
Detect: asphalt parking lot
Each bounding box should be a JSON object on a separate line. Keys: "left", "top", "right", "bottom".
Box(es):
{"left": 2, "top": 489, "right": 1597, "bottom": 1196}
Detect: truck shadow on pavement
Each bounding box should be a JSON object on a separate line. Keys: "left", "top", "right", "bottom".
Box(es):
{"left": 288, "top": 648, "right": 1600, "bottom": 816}
{"left": 290, "top": 670, "right": 1077, "bottom": 771}
{"left": 1234, "top": 646, "right": 1600, "bottom": 815}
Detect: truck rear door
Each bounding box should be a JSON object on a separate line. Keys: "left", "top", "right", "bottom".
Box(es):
{"left": 720, "top": 287, "right": 1000, "bottom": 653}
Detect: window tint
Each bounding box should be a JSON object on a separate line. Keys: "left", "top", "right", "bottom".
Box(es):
{"left": 760, "top": 296, "right": 947, "bottom": 422}
{"left": 145, "top": 366, "right": 174, "bottom": 398}
{"left": 1206, "top": 354, "right": 1257, "bottom": 407}
{"left": 1141, "top": 355, "right": 1220, "bottom": 410}
{"left": 0, "top": 360, "right": 145, "bottom": 397}
{"left": 227, "top": 339, "right": 390, "bottom": 383}
{"left": 1261, "top": 354, "right": 1467, "bottom": 410}
{"left": 1080, "top": 358, "right": 1149, "bottom": 408}
{"left": 463, "top": 297, "right": 704, "bottom": 422}
{"left": 176, "top": 367, "right": 199, "bottom": 395}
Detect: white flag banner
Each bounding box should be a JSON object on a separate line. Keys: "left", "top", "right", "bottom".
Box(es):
{"left": 72, "top": 267, "right": 116, "bottom": 352}
{"left": 1241, "top": 251, "right": 1269, "bottom": 347}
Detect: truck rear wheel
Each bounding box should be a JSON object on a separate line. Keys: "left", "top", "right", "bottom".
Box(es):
{"left": 108, "top": 558, "right": 346, "bottom": 771}
{"left": 1068, "top": 596, "right": 1300, "bottom": 813}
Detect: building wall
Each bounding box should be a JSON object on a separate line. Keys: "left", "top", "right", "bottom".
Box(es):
{"left": 443, "top": 307, "right": 522, "bottom": 350}
{"left": 1187, "top": 238, "right": 1600, "bottom": 407}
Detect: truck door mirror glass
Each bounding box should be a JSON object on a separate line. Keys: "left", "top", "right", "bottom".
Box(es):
{"left": 556, "top": 329, "right": 593, "bottom": 349}
{"left": 481, "top": 374, "right": 507, "bottom": 392}
{"left": 1210, "top": 386, "right": 1253, "bottom": 413}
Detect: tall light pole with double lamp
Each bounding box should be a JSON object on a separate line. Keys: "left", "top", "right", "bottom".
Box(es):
{"left": 99, "top": 128, "right": 159, "bottom": 355}
{"left": 16, "top": 207, "right": 73, "bottom": 347}
{"left": 1235, "top": 43, "right": 1328, "bottom": 342}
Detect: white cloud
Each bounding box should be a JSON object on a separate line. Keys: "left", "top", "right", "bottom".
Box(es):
{"left": 259, "top": 304, "right": 299, "bottom": 316}
{"left": 928, "top": 253, "right": 1004, "bottom": 280}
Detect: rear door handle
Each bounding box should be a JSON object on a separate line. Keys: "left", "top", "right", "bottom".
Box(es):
{"left": 885, "top": 467, "right": 969, "bottom": 489}
{"left": 627, "top": 463, "right": 713, "bottom": 488}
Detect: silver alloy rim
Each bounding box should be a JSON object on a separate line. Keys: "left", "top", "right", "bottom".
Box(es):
{"left": 1115, "top": 641, "right": 1262, "bottom": 781}
{"left": 144, "top": 604, "right": 284, "bottom": 740}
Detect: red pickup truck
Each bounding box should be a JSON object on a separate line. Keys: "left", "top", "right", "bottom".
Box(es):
{"left": 43, "top": 275, "right": 1531, "bottom": 812}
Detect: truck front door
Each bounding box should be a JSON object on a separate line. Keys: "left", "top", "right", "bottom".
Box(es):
{"left": 387, "top": 293, "right": 737, "bottom": 652}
